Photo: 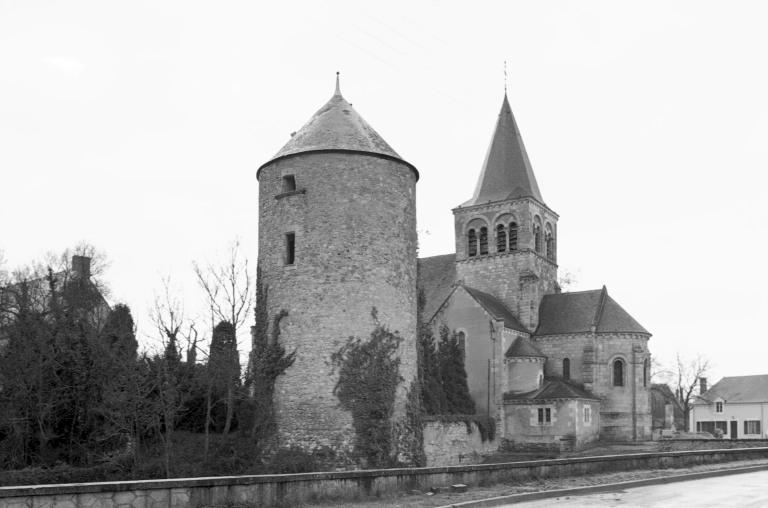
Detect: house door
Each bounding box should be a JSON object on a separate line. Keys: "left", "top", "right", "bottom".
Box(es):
{"left": 730, "top": 421, "right": 738, "bottom": 439}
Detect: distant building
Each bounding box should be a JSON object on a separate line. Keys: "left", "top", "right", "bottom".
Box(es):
{"left": 650, "top": 383, "right": 685, "bottom": 432}
{"left": 690, "top": 375, "right": 768, "bottom": 439}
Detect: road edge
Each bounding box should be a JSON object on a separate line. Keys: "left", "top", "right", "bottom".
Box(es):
{"left": 436, "top": 463, "right": 768, "bottom": 507}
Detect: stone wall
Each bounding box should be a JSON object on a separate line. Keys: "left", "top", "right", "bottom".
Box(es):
{"left": 422, "top": 420, "right": 500, "bottom": 466}
{"left": 257, "top": 152, "right": 418, "bottom": 459}
{"left": 3, "top": 448, "right": 768, "bottom": 508}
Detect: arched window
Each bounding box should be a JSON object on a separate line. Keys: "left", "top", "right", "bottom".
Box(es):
{"left": 538, "top": 373, "right": 544, "bottom": 387}
{"left": 613, "top": 359, "right": 625, "bottom": 387}
{"left": 456, "top": 331, "right": 466, "bottom": 360}
{"left": 496, "top": 224, "right": 507, "bottom": 253}
{"left": 643, "top": 358, "right": 649, "bottom": 387}
{"left": 479, "top": 227, "right": 489, "bottom": 255}
{"left": 468, "top": 229, "right": 477, "bottom": 257}
{"left": 533, "top": 217, "right": 542, "bottom": 253}
{"left": 545, "top": 223, "right": 555, "bottom": 260}
{"left": 509, "top": 222, "right": 518, "bottom": 251}
{"left": 562, "top": 358, "right": 570, "bottom": 381}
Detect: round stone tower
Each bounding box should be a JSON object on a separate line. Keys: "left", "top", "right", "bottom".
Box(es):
{"left": 256, "top": 75, "right": 418, "bottom": 458}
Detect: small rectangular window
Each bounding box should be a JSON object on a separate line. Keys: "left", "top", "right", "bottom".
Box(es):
{"left": 584, "top": 406, "right": 591, "bottom": 423}
{"left": 285, "top": 232, "right": 295, "bottom": 265}
{"left": 715, "top": 401, "right": 723, "bottom": 413}
{"left": 537, "top": 407, "right": 552, "bottom": 425}
{"left": 282, "top": 175, "right": 296, "bottom": 192}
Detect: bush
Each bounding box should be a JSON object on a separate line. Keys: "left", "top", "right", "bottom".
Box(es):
{"left": 267, "top": 448, "right": 318, "bottom": 474}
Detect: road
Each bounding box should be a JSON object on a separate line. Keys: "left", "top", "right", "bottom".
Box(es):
{"left": 502, "top": 470, "right": 768, "bottom": 507}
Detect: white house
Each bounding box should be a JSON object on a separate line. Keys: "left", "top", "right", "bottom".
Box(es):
{"left": 690, "top": 375, "right": 768, "bottom": 439}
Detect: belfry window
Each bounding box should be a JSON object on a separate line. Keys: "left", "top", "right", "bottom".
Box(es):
{"left": 613, "top": 359, "right": 625, "bottom": 387}
{"left": 509, "top": 222, "right": 518, "bottom": 251}
{"left": 545, "top": 223, "right": 554, "bottom": 260}
{"left": 563, "top": 358, "right": 570, "bottom": 381}
{"left": 285, "top": 232, "right": 295, "bottom": 265}
{"left": 496, "top": 224, "right": 507, "bottom": 253}
{"left": 468, "top": 229, "right": 477, "bottom": 257}
{"left": 534, "top": 224, "right": 542, "bottom": 253}
{"left": 479, "top": 227, "right": 489, "bottom": 255}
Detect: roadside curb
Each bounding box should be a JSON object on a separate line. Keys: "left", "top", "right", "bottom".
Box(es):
{"left": 436, "top": 463, "right": 768, "bottom": 507}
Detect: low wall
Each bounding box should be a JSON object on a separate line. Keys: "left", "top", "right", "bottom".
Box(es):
{"left": 2, "top": 448, "right": 767, "bottom": 508}
{"left": 423, "top": 420, "right": 500, "bottom": 466}
{"left": 659, "top": 439, "right": 768, "bottom": 451}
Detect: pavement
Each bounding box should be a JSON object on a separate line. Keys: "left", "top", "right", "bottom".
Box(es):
{"left": 499, "top": 469, "right": 768, "bottom": 507}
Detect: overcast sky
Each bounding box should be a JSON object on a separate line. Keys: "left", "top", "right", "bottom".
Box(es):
{"left": 1, "top": 1, "right": 767, "bottom": 383}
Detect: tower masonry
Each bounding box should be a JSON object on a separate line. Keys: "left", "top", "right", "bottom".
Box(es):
{"left": 256, "top": 76, "right": 418, "bottom": 457}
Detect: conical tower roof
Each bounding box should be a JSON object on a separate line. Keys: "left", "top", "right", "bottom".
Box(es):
{"left": 462, "top": 94, "right": 542, "bottom": 206}
{"left": 258, "top": 74, "right": 417, "bottom": 178}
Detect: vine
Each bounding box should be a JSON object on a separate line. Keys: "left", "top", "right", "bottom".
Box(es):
{"left": 331, "top": 309, "right": 403, "bottom": 468}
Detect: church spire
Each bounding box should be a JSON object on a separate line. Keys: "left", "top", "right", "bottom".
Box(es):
{"left": 463, "top": 95, "right": 543, "bottom": 206}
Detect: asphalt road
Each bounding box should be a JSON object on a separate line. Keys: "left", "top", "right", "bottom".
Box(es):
{"left": 503, "top": 470, "right": 768, "bottom": 507}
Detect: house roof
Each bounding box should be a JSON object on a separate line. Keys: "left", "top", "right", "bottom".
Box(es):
{"left": 504, "top": 378, "right": 599, "bottom": 402}
{"left": 461, "top": 94, "right": 543, "bottom": 207}
{"left": 258, "top": 74, "right": 417, "bottom": 178}
{"left": 505, "top": 336, "right": 545, "bottom": 358}
{"left": 535, "top": 286, "right": 649, "bottom": 336}
{"left": 462, "top": 286, "right": 529, "bottom": 333}
{"left": 697, "top": 375, "right": 768, "bottom": 404}
{"left": 417, "top": 254, "right": 456, "bottom": 323}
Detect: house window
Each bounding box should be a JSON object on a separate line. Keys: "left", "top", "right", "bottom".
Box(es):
{"left": 285, "top": 233, "right": 295, "bottom": 265}
{"left": 715, "top": 401, "right": 723, "bottom": 413}
{"left": 613, "top": 359, "right": 624, "bottom": 387}
{"left": 496, "top": 224, "right": 507, "bottom": 253}
{"left": 479, "top": 227, "right": 489, "bottom": 255}
{"left": 468, "top": 229, "right": 477, "bottom": 257}
{"left": 562, "top": 358, "right": 570, "bottom": 381}
{"left": 509, "top": 222, "right": 518, "bottom": 250}
{"left": 744, "top": 420, "right": 761, "bottom": 435}
{"left": 537, "top": 407, "right": 552, "bottom": 425}
{"left": 456, "top": 331, "right": 466, "bottom": 358}
{"left": 281, "top": 175, "right": 296, "bottom": 192}
{"left": 584, "top": 406, "right": 591, "bottom": 423}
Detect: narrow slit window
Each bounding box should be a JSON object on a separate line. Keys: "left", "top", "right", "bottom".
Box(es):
{"left": 479, "top": 227, "right": 488, "bottom": 255}
{"left": 468, "top": 229, "right": 477, "bottom": 257}
{"left": 496, "top": 224, "right": 507, "bottom": 253}
{"left": 613, "top": 359, "right": 624, "bottom": 387}
{"left": 285, "top": 232, "right": 295, "bottom": 265}
{"left": 563, "top": 358, "right": 570, "bottom": 380}
{"left": 282, "top": 175, "right": 296, "bottom": 192}
{"left": 509, "top": 222, "right": 518, "bottom": 251}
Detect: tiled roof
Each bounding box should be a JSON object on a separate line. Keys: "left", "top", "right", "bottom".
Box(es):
{"left": 696, "top": 375, "right": 768, "bottom": 404}
{"left": 504, "top": 378, "right": 599, "bottom": 402}
{"left": 505, "top": 336, "right": 545, "bottom": 358}
{"left": 259, "top": 75, "right": 416, "bottom": 177}
{"left": 417, "top": 254, "right": 456, "bottom": 323}
{"left": 535, "top": 286, "right": 649, "bottom": 336}
{"left": 463, "top": 286, "right": 529, "bottom": 333}
{"left": 461, "top": 94, "right": 543, "bottom": 207}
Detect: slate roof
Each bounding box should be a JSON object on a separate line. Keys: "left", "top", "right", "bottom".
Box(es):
{"left": 461, "top": 94, "right": 543, "bottom": 207}
{"left": 505, "top": 336, "right": 545, "bottom": 358}
{"left": 695, "top": 375, "right": 768, "bottom": 404}
{"left": 417, "top": 254, "right": 456, "bottom": 323}
{"left": 258, "top": 74, "right": 417, "bottom": 177}
{"left": 504, "top": 378, "right": 599, "bottom": 402}
{"left": 462, "top": 286, "right": 529, "bottom": 333}
{"left": 535, "top": 286, "right": 649, "bottom": 336}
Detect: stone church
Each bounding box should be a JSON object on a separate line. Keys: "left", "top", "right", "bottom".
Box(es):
{"left": 256, "top": 75, "right": 651, "bottom": 459}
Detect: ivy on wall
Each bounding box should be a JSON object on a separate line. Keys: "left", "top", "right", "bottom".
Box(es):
{"left": 331, "top": 309, "right": 403, "bottom": 468}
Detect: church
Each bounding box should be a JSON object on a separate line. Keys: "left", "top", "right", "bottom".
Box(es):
{"left": 256, "top": 75, "right": 651, "bottom": 460}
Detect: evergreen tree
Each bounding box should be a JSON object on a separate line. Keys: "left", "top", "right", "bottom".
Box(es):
{"left": 438, "top": 325, "right": 475, "bottom": 415}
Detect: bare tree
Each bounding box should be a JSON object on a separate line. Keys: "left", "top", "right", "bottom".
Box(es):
{"left": 669, "top": 353, "right": 711, "bottom": 432}
{"left": 193, "top": 240, "right": 253, "bottom": 434}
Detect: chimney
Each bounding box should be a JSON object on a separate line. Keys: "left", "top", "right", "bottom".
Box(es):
{"left": 71, "top": 255, "right": 91, "bottom": 280}
{"left": 699, "top": 377, "right": 708, "bottom": 394}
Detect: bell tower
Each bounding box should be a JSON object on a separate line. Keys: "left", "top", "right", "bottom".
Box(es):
{"left": 454, "top": 94, "right": 558, "bottom": 331}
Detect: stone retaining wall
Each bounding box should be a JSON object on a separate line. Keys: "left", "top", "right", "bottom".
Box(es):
{"left": 659, "top": 439, "right": 768, "bottom": 451}
{"left": 2, "top": 448, "right": 767, "bottom": 508}
{"left": 423, "top": 420, "right": 500, "bottom": 466}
